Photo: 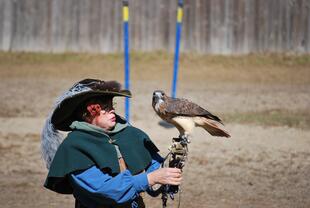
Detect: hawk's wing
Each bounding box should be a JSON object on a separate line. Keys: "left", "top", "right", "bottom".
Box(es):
{"left": 165, "top": 97, "right": 223, "bottom": 124}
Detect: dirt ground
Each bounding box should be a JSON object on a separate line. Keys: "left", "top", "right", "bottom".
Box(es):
{"left": 0, "top": 53, "right": 309, "bottom": 208}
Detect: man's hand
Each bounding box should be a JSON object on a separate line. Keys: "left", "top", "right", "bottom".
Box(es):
{"left": 147, "top": 168, "right": 182, "bottom": 186}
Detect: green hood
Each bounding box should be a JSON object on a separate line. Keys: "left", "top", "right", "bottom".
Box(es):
{"left": 70, "top": 119, "right": 128, "bottom": 136}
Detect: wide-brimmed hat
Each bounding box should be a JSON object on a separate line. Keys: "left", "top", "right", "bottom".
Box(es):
{"left": 41, "top": 78, "right": 131, "bottom": 169}
{"left": 51, "top": 78, "right": 131, "bottom": 131}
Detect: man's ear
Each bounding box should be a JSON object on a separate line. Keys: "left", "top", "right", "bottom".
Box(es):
{"left": 87, "top": 104, "right": 102, "bottom": 117}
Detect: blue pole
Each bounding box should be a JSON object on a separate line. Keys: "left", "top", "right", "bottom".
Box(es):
{"left": 123, "top": 0, "right": 130, "bottom": 122}
{"left": 171, "top": 0, "right": 183, "bottom": 98}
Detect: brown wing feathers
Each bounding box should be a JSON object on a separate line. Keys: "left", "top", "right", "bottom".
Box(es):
{"left": 201, "top": 118, "right": 231, "bottom": 137}
{"left": 166, "top": 98, "right": 223, "bottom": 124}
{"left": 165, "top": 97, "right": 230, "bottom": 138}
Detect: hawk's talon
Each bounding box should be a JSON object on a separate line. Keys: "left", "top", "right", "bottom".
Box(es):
{"left": 178, "top": 134, "right": 190, "bottom": 144}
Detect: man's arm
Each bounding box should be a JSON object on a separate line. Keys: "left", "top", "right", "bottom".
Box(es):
{"left": 69, "top": 166, "right": 149, "bottom": 207}
{"left": 69, "top": 153, "right": 180, "bottom": 207}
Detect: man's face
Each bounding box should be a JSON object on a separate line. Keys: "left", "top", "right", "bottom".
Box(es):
{"left": 90, "top": 99, "right": 116, "bottom": 131}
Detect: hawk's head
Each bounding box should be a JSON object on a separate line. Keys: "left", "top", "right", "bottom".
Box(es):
{"left": 152, "top": 90, "right": 166, "bottom": 112}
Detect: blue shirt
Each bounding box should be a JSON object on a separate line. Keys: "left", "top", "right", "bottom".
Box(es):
{"left": 69, "top": 154, "right": 163, "bottom": 208}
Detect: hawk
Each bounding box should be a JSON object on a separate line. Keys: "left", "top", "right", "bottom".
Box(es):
{"left": 152, "top": 90, "right": 230, "bottom": 139}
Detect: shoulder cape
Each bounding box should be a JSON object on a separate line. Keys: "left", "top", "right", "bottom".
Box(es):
{"left": 44, "top": 126, "right": 159, "bottom": 194}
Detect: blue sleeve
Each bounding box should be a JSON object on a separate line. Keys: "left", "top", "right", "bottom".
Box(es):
{"left": 146, "top": 152, "right": 163, "bottom": 174}
{"left": 70, "top": 167, "right": 149, "bottom": 207}
{"left": 70, "top": 153, "right": 164, "bottom": 206}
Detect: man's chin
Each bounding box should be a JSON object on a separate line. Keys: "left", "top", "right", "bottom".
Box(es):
{"left": 111, "top": 121, "right": 116, "bottom": 127}
{"left": 108, "top": 122, "right": 117, "bottom": 131}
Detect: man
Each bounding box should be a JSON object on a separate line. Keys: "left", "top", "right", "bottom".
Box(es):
{"left": 41, "top": 79, "right": 182, "bottom": 208}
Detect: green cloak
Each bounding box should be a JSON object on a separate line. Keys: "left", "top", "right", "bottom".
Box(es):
{"left": 44, "top": 122, "right": 159, "bottom": 194}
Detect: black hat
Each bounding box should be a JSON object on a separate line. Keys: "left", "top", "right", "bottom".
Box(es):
{"left": 51, "top": 78, "right": 131, "bottom": 131}
{"left": 41, "top": 78, "right": 131, "bottom": 169}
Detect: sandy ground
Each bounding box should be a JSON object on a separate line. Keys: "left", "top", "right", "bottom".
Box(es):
{"left": 0, "top": 55, "right": 310, "bottom": 208}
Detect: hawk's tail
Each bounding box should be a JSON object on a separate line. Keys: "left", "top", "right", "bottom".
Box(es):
{"left": 200, "top": 118, "right": 231, "bottom": 138}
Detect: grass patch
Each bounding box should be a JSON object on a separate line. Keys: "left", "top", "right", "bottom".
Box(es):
{"left": 0, "top": 51, "right": 309, "bottom": 84}
{"left": 223, "top": 109, "right": 310, "bottom": 129}
{"left": 181, "top": 53, "right": 310, "bottom": 67}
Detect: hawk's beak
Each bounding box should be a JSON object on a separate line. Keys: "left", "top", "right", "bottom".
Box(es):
{"left": 152, "top": 95, "right": 159, "bottom": 104}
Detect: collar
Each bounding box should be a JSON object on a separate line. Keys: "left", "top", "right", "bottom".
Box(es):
{"left": 69, "top": 115, "right": 128, "bottom": 136}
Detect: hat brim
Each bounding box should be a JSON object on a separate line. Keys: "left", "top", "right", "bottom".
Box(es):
{"left": 51, "top": 90, "right": 131, "bottom": 131}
